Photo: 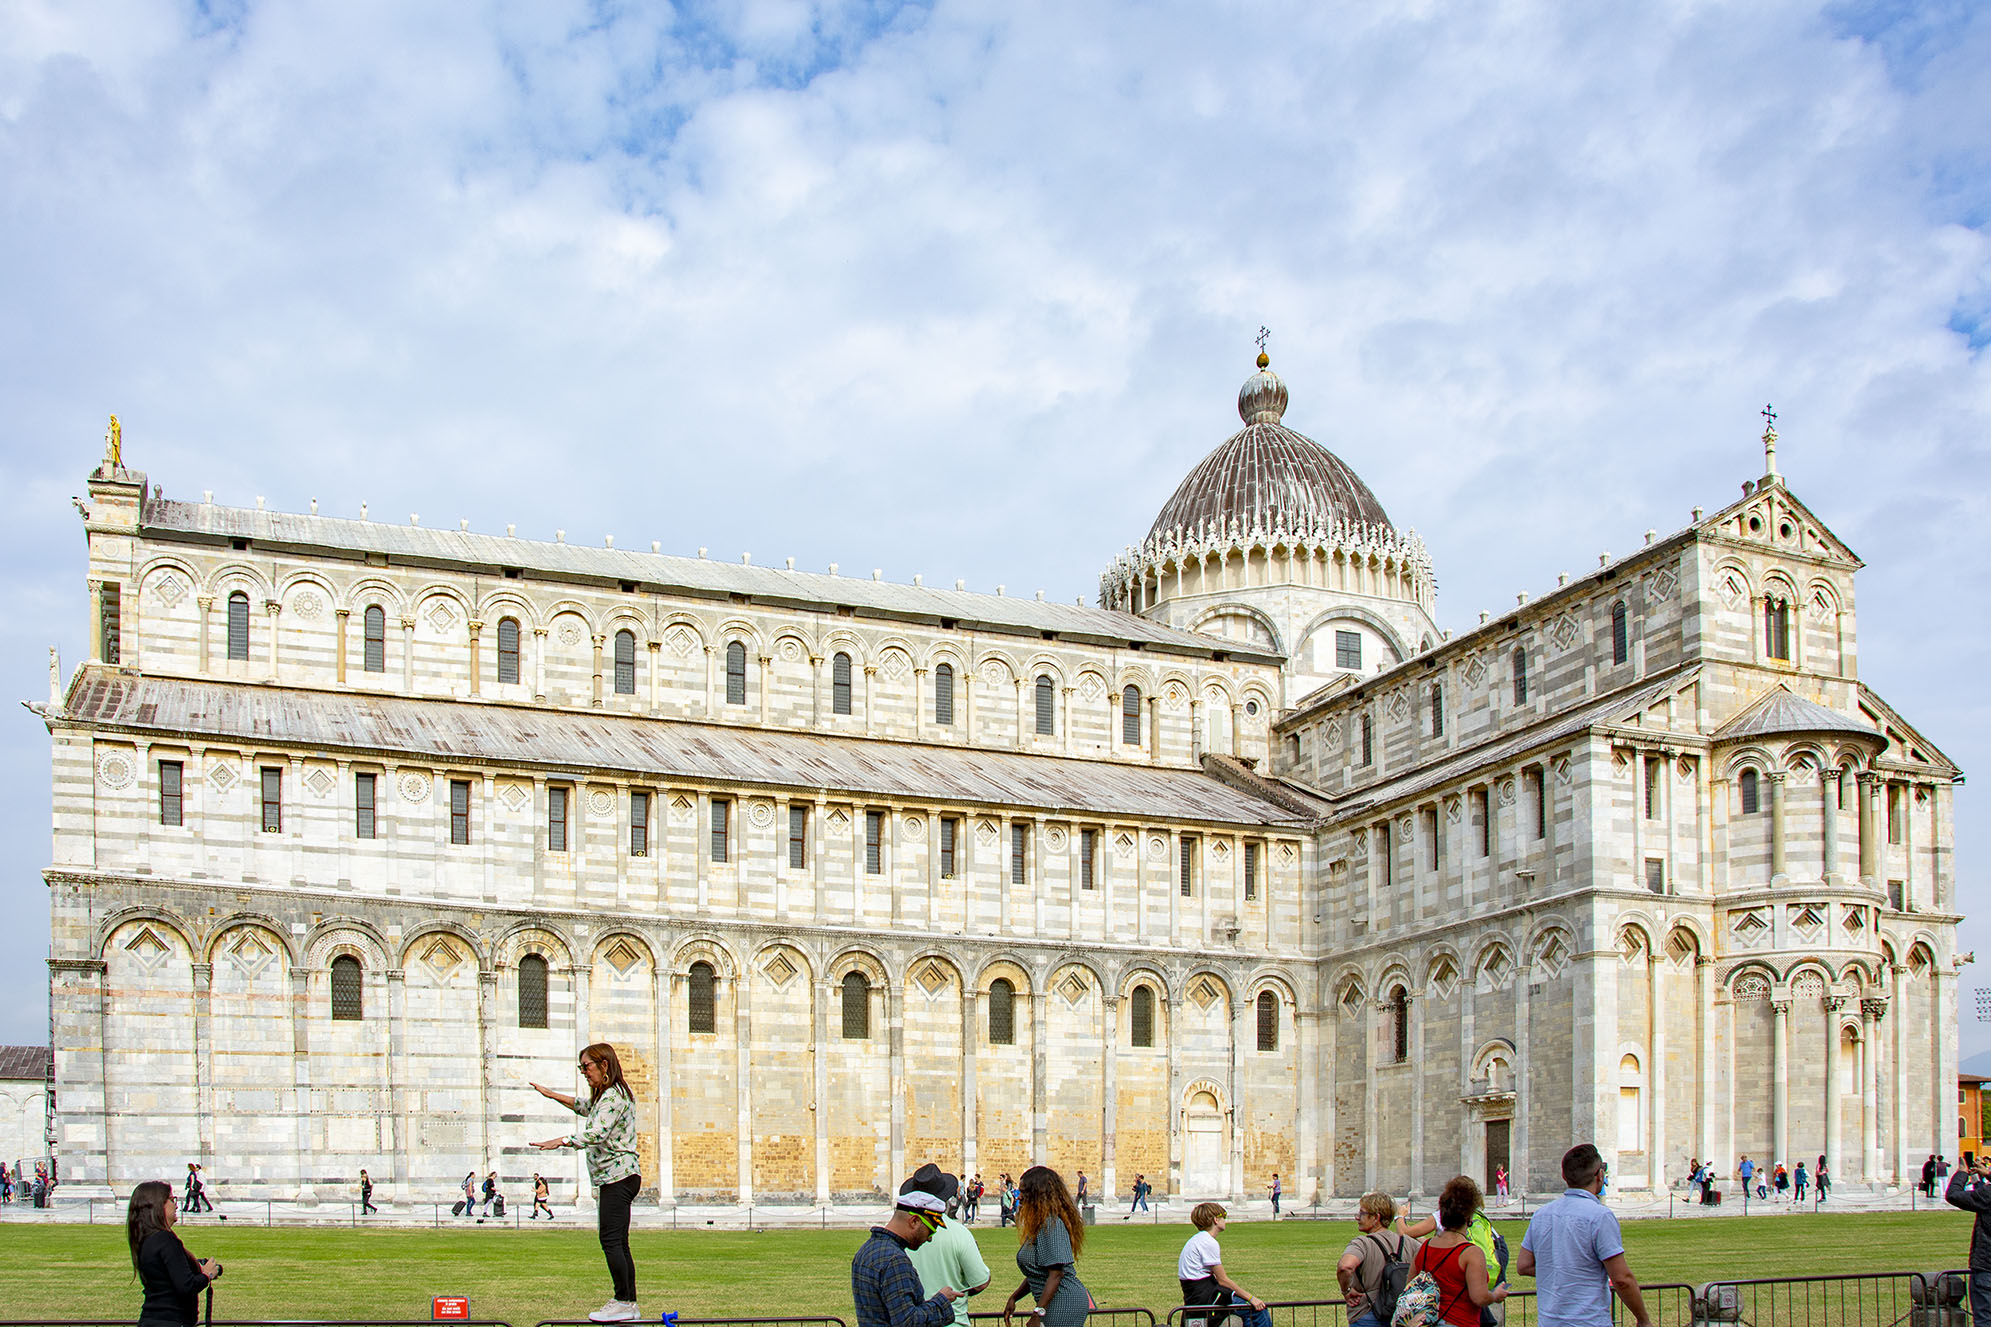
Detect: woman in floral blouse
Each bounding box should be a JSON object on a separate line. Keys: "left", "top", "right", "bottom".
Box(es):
{"left": 533, "top": 1043, "right": 642, "bottom": 1323}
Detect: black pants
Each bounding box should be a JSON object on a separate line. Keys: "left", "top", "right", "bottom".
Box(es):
{"left": 361, "top": 1194, "right": 377, "bottom": 1214}
{"left": 598, "top": 1174, "right": 640, "bottom": 1302}
{"left": 1969, "top": 1271, "right": 1991, "bottom": 1327}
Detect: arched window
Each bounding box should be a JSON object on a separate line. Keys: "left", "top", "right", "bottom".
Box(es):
{"left": 1389, "top": 986, "right": 1409, "bottom": 1062}
{"left": 363, "top": 605, "right": 386, "bottom": 673}
{"left": 1740, "top": 768, "right": 1761, "bottom": 815}
{"left": 1122, "top": 686, "right": 1142, "bottom": 745}
{"left": 330, "top": 955, "right": 363, "bottom": 1021}
{"left": 1512, "top": 648, "right": 1528, "bottom": 704}
{"left": 726, "top": 641, "right": 747, "bottom": 705}
{"left": 518, "top": 954, "right": 548, "bottom": 1029}
{"left": 1429, "top": 683, "right": 1444, "bottom": 738}
{"left": 1035, "top": 675, "right": 1055, "bottom": 735}
{"left": 613, "top": 630, "right": 636, "bottom": 695}
{"left": 1130, "top": 984, "right": 1155, "bottom": 1048}
{"left": 1360, "top": 713, "right": 1374, "bottom": 765}
{"left": 1611, "top": 601, "right": 1629, "bottom": 665}
{"left": 1618, "top": 1052, "right": 1643, "bottom": 1152}
{"left": 934, "top": 662, "right": 955, "bottom": 726}
{"left": 226, "top": 591, "right": 250, "bottom": 661}
{"left": 1256, "top": 991, "right": 1278, "bottom": 1051}
{"left": 988, "top": 978, "right": 1015, "bottom": 1045}
{"left": 833, "top": 652, "right": 853, "bottom": 715}
{"left": 497, "top": 618, "right": 521, "bottom": 685}
{"left": 688, "top": 961, "right": 717, "bottom": 1034}
{"left": 1765, "top": 597, "right": 1792, "bottom": 661}
{"left": 840, "top": 970, "right": 870, "bottom": 1038}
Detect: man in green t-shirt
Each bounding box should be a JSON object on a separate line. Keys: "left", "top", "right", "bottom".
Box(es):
{"left": 904, "top": 1164, "right": 992, "bottom": 1327}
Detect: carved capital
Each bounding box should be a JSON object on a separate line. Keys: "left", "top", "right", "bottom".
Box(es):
{"left": 1771, "top": 999, "right": 1791, "bottom": 1016}
{"left": 334, "top": 607, "right": 351, "bottom": 621}
{"left": 1861, "top": 998, "right": 1889, "bottom": 1021}
{"left": 400, "top": 616, "right": 417, "bottom": 631}
{"left": 264, "top": 600, "right": 282, "bottom": 615}
{"left": 196, "top": 595, "right": 214, "bottom": 610}
{"left": 1769, "top": 771, "right": 1788, "bottom": 785}
{"left": 1824, "top": 995, "right": 1846, "bottom": 1011}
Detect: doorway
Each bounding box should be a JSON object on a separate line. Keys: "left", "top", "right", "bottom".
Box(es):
{"left": 1184, "top": 1091, "right": 1227, "bottom": 1196}
{"left": 1485, "top": 1119, "right": 1511, "bottom": 1194}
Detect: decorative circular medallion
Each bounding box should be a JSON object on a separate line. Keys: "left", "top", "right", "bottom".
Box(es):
{"left": 1045, "top": 826, "right": 1067, "bottom": 850}
{"left": 292, "top": 591, "right": 323, "bottom": 620}
{"left": 903, "top": 815, "right": 925, "bottom": 839}
{"left": 399, "top": 773, "right": 431, "bottom": 803}
{"left": 97, "top": 753, "right": 134, "bottom": 790}
{"left": 556, "top": 621, "right": 584, "bottom": 646}
{"left": 588, "top": 789, "right": 614, "bottom": 817}
{"left": 1147, "top": 834, "right": 1168, "bottom": 859}
{"left": 779, "top": 639, "right": 804, "bottom": 662}
{"left": 748, "top": 799, "right": 775, "bottom": 828}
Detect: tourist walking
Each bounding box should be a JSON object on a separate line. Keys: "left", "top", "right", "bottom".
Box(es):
{"left": 1, "top": 1161, "right": 12, "bottom": 1204}
{"left": 532, "top": 1042, "right": 644, "bottom": 1322}
{"left": 533, "top": 1173, "right": 553, "bottom": 1220}
{"left": 904, "top": 1164, "right": 991, "bottom": 1327}
{"left": 1002, "top": 1166, "right": 1090, "bottom": 1327}
{"left": 129, "top": 1179, "right": 222, "bottom": 1327}
{"left": 183, "top": 1163, "right": 212, "bottom": 1214}
{"left": 1408, "top": 1177, "right": 1507, "bottom": 1327}
{"left": 1338, "top": 1192, "right": 1417, "bottom": 1327}
{"left": 1737, "top": 1156, "right": 1754, "bottom": 1196}
{"left": 1178, "top": 1202, "right": 1272, "bottom": 1327}
{"left": 1127, "top": 1174, "right": 1151, "bottom": 1217}
{"left": 1816, "top": 1158, "right": 1830, "bottom": 1203}
{"left": 1494, "top": 1166, "right": 1509, "bottom": 1200}
{"left": 852, "top": 1182, "right": 960, "bottom": 1327}
{"left": 460, "top": 1172, "right": 477, "bottom": 1218}
{"left": 483, "top": 1170, "right": 501, "bottom": 1217}
{"left": 1774, "top": 1163, "right": 1789, "bottom": 1200}
{"left": 1793, "top": 1162, "right": 1808, "bottom": 1202}
{"left": 1927, "top": 1156, "right": 1941, "bottom": 1198}
{"left": 1515, "top": 1144, "right": 1651, "bottom": 1327}
{"left": 965, "top": 1175, "right": 983, "bottom": 1224}
{"left": 359, "top": 1168, "right": 377, "bottom": 1216}
{"left": 1269, "top": 1174, "right": 1281, "bottom": 1218}
{"left": 1944, "top": 1154, "right": 1991, "bottom": 1327}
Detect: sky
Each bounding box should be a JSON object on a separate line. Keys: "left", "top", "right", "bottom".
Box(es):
{"left": 2, "top": 1, "right": 1988, "bottom": 1063}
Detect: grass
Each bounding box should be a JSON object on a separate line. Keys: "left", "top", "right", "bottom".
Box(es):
{"left": 4, "top": 1208, "right": 1976, "bottom": 1323}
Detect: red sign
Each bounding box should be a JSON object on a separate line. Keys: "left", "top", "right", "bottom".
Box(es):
{"left": 433, "top": 1297, "right": 471, "bottom": 1322}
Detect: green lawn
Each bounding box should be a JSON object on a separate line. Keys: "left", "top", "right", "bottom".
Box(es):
{"left": 5, "top": 1209, "right": 1976, "bottom": 1323}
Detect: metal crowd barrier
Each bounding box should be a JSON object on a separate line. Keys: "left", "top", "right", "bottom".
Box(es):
{"left": 0, "top": 1322, "right": 515, "bottom": 1327}
{"left": 538, "top": 1320, "right": 848, "bottom": 1327}
{"left": 971, "top": 1312, "right": 1157, "bottom": 1327}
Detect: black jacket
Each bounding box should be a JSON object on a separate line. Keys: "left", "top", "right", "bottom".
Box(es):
{"left": 136, "top": 1229, "right": 210, "bottom": 1327}
{"left": 1945, "top": 1170, "right": 1991, "bottom": 1269}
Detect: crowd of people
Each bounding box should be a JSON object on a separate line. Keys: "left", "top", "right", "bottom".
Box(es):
{"left": 0, "top": 1161, "right": 54, "bottom": 1207}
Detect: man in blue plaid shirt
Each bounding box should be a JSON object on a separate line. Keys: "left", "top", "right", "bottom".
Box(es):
{"left": 853, "top": 1188, "right": 961, "bottom": 1327}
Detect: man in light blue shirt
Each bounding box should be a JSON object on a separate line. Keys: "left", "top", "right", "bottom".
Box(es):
{"left": 903, "top": 1164, "right": 991, "bottom": 1327}
{"left": 1515, "top": 1144, "right": 1651, "bottom": 1327}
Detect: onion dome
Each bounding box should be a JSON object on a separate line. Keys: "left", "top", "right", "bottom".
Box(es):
{"left": 1146, "top": 354, "right": 1392, "bottom": 546}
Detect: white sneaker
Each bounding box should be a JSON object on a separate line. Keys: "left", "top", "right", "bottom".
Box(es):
{"left": 588, "top": 1302, "right": 639, "bottom": 1323}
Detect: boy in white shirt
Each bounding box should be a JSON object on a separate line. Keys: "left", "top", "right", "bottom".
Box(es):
{"left": 1177, "top": 1202, "right": 1272, "bottom": 1327}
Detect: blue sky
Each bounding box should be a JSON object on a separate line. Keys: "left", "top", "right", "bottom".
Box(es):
{"left": 2, "top": 1, "right": 1988, "bottom": 1063}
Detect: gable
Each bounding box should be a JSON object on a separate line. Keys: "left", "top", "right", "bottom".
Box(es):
{"left": 1856, "top": 685, "right": 1961, "bottom": 775}
{"left": 1699, "top": 483, "right": 1863, "bottom": 569}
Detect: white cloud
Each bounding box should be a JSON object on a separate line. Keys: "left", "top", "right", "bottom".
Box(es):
{"left": 1, "top": 0, "right": 1988, "bottom": 1047}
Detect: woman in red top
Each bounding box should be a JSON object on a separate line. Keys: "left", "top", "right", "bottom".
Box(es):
{"left": 1412, "top": 1176, "right": 1507, "bottom": 1327}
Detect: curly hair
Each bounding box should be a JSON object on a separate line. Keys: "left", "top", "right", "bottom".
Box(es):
{"left": 1014, "top": 1165, "right": 1086, "bottom": 1257}
{"left": 1437, "top": 1174, "right": 1483, "bottom": 1231}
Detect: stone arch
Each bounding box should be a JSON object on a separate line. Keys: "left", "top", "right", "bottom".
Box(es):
{"left": 1115, "top": 663, "right": 1157, "bottom": 693}
{"left": 95, "top": 905, "right": 199, "bottom": 961}
{"left": 1198, "top": 674, "right": 1238, "bottom": 707}
{"left": 715, "top": 618, "right": 764, "bottom": 654}
{"left": 1181, "top": 1077, "right": 1229, "bottom": 1113}
{"left": 1663, "top": 921, "right": 1706, "bottom": 965}
{"left": 276, "top": 568, "right": 338, "bottom": 607}
{"left": 201, "top": 914, "right": 297, "bottom": 967}
{"left": 1527, "top": 925, "right": 1575, "bottom": 978}
{"left": 1805, "top": 578, "right": 1841, "bottom": 615}
{"left": 340, "top": 576, "right": 408, "bottom": 616}
{"left": 1472, "top": 1039, "right": 1518, "bottom": 1092}
{"left": 590, "top": 929, "right": 659, "bottom": 974}
{"left": 1471, "top": 938, "right": 1517, "bottom": 989}
{"left": 410, "top": 581, "right": 473, "bottom": 616}
{"left": 658, "top": 612, "right": 709, "bottom": 646}
{"left": 136, "top": 553, "right": 203, "bottom": 591}
{"left": 1720, "top": 746, "right": 1777, "bottom": 777}
{"left": 205, "top": 561, "right": 272, "bottom": 600}
{"left": 1047, "top": 957, "right": 1106, "bottom": 996}
{"left": 1188, "top": 603, "right": 1285, "bottom": 654}
{"left": 822, "top": 629, "right": 868, "bottom": 664}
{"left": 1762, "top": 568, "right": 1800, "bottom": 603}
{"left": 398, "top": 920, "right": 489, "bottom": 971}
{"left": 827, "top": 945, "right": 890, "bottom": 989}
{"left": 603, "top": 605, "right": 650, "bottom": 638}
{"left": 974, "top": 954, "right": 1034, "bottom": 996}
{"left": 1711, "top": 557, "right": 1755, "bottom": 600}
{"left": 751, "top": 941, "right": 814, "bottom": 989}
{"left": 493, "top": 922, "right": 574, "bottom": 970}
{"left": 1422, "top": 946, "right": 1464, "bottom": 996}
{"left": 542, "top": 598, "right": 599, "bottom": 635}
{"left": 1239, "top": 680, "right": 1277, "bottom": 714}
{"left": 1117, "top": 963, "right": 1171, "bottom": 1002}
{"left": 1180, "top": 967, "right": 1237, "bottom": 1015}
{"left": 1246, "top": 969, "right": 1300, "bottom": 1007}
{"left": 1295, "top": 604, "right": 1412, "bottom": 667}
{"left": 1616, "top": 919, "right": 1655, "bottom": 961}
{"left": 922, "top": 640, "right": 968, "bottom": 672}
{"left": 903, "top": 950, "right": 964, "bottom": 994}
{"left": 303, "top": 917, "right": 391, "bottom": 970}
{"left": 475, "top": 589, "right": 539, "bottom": 630}
{"left": 670, "top": 934, "right": 740, "bottom": 980}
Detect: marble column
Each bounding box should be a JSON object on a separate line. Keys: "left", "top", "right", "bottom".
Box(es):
{"left": 265, "top": 600, "right": 282, "bottom": 682}
{"left": 1821, "top": 770, "right": 1840, "bottom": 881}
{"left": 1824, "top": 996, "right": 1845, "bottom": 1175}
{"left": 1696, "top": 958, "right": 1717, "bottom": 1165}
{"left": 192, "top": 962, "right": 215, "bottom": 1156}
{"left": 196, "top": 595, "right": 214, "bottom": 673}
{"left": 1513, "top": 974, "right": 1532, "bottom": 1193}
{"left": 1769, "top": 772, "right": 1788, "bottom": 881}
{"left": 1861, "top": 999, "right": 1885, "bottom": 1186}
{"left": 1858, "top": 773, "right": 1879, "bottom": 884}
{"left": 334, "top": 608, "right": 350, "bottom": 683}
{"left": 814, "top": 978, "right": 832, "bottom": 1205}
{"left": 476, "top": 968, "right": 497, "bottom": 1184}
{"left": 655, "top": 963, "right": 675, "bottom": 1204}
{"left": 888, "top": 977, "right": 906, "bottom": 1187}
{"left": 288, "top": 965, "right": 316, "bottom": 1201}
{"left": 737, "top": 966, "right": 755, "bottom": 1205}
{"left": 1891, "top": 965, "right": 1909, "bottom": 1182}
{"left": 1772, "top": 999, "right": 1790, "bottom": 1172}
{"left": 1649, "top": 949, "right": 1666, "bottom": 1187}
{"left": 387, "top": 968, "right": 409, "bottom": 1191}
{"left": 1101, "top": 994, "right": 1119, "bottom": 1199}
{"left": 1031, "top": 982, "right": 1049, "bottom": 1166}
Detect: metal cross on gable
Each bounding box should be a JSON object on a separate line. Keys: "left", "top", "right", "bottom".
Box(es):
{"left": 1762, "top": 403, "right": 1777, "bottom": 431}
{"left": 1255, "top": 326, "right": 1271, "bottom": 355}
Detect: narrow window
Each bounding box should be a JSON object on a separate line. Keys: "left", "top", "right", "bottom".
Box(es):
{"left": 789, "top": 805, "right": 809, "bottom": 869}
{"left": 688, "top": 961, "right": 717, "bottom": 1034}
{"left": 99, "top": 582, "right": 121, "bottom": 664}
{"left": 226, "top": 591, "right": 250, "bottom": 661}
{"left": 449, "top": 779, "right": 471, "bottom": 845}
{"left": 260, "top": 766, "right": 282, "bottom": 833}
{"left": 865, "top": 809, "right": 884, "bottom": 875}
{"left": 497, "top": 617, "right": 520, "bottom": 684}
{"left": 833, "top": 652, "right": 852, "bottom": 715}
{"left": 1035, "top": 675, "right": 1055, "bottom": 735}
{"left": 1471, "top": 787, "right": 1489, "bottom": 857}
{"left": 1243, "top": 842, "right": 1259, "bottom": 900}
{"left": 1130, "top": 984, "right": 1155, "bottom": 1047}
{"left": 711, "top": 798, "right": 730, "bottom": 863}
{"left": 1011, "top": 823, "right": 1028, "bottom": 885}
{"left": 939, "top": 817, "right": 957, "bottom": 878}
{"left": 1430, "top": 683, "right": 1444, "bottom": 738}
{"left": 330, "top": 955, "right": 363, "bottom": 1021}
{"left": 1390, "top": 987, "right": 1409, "bottom": 1063}
{"left": 1180, "top": 835, "right": 1197, "bottom": 896}
{"left": 613, "top": 630, "right": 636, "bottom": 695}
{"left": 1528, "top": 767, "right": 1546, "bottom": 839}
{"left": 1645, "top": 857, "right": 1666, "bottom": 895}
{"left": 1513, "top": 648, "right": 1528, "bottom": 704}
{"left": 1610, "top": 601, "right": 1629, "bottom": 666}
{"left": 1765, "top": 598, "right": 1792, "bottom": 661}
{"left": 725, "top": 640, "right": 746, "bottom": 705}
{"left": 1122, "top": 686, "right": 1142, "bottom": 745}
{"left": 1256, "top": 991, "right": 1278, "bottom": 1051}
{"left": 988, "top": 978, "right": 1015, "bottom": 1045}
{"left": 1644, "top": 756, "right": 1663, "bottom": 819}
{"left": 1335, "top": 630, "right": 1362, "bottom": 670}
{"left": 1888, "top": 880, "right": 1904, "bottom": 911}
{"left": 934, "top": 662, "right": 955, "bottom": 726}
{"left": 630, "top": 791, "right": 650, "bottom": 857}
{"left": 1080, "top": 828, "right": 1096, "bottom": 890}
{"left": 840, "top": 971, "right": 870, "bottom": 1039}
{"left": 363, "top": 605, "right": 386, "bottom": 673}
{"left": 1887, "top": 784, "right": 1902, "bottom": 844}
{"left": 355, "top": 772, "right": 377, "bottom": 839}
{"left": 548, "top": 786, "right": 570, "bottom": 852}
{"left": 158, "top": 760, "right": 183, "bottom": 827}
{"left": 1378, "top": 822, "right": 1392, "bottom": 887}
{"left": 518, "top": 954, "right": 548, "bottom": 1029}
{"left": 1424, "top": 807, "right": 1440, "bottom": 870}
{"left": 1360, "top": 713, "right": 1374, "bottom": 766}
{"left": 1739, "top": 769, "right": 1760, "bottom": 816}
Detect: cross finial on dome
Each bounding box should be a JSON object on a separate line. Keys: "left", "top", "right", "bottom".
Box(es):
{"left": 1761, "top": 403, "right": 1780, "bottom": 483}
{"left": 1255, "top": 326, "right": 1270, "bottom": 369}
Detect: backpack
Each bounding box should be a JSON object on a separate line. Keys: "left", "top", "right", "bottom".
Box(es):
{"left": 1391, "top": 1242, "right": 1463, "bottom": 1327}
{"left": 1367, "top": 1233, "right": 1414, "bottom": 1326}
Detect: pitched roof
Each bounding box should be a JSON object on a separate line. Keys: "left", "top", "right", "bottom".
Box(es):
{"left": 139, "top": 497, "right": 1281, "bottom": 665}
{"left": 58, "top": 669, "right": 1310, "bottom": 828}
{"left": 1714, "top": 685, "right": 1880, "bottom": 743}
{"left": 0, "top": 1046, "right": 49, "bottom": 1080}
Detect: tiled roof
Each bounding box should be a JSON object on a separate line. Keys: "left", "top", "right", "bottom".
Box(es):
{"left": 138, "top": 497, "right": 1282, "bottom": 665}
{"left": 1147, "top": 420, "right": 1392, "bottom": 546}
{"left": 60, "top": 670, "right": 1312, "bottom": 828}
{"left": 0, "top": 1046, "right": 49, "bottom": 1081}
{"left": 1714, "top": 685, "right": 1880, "bottom": 743}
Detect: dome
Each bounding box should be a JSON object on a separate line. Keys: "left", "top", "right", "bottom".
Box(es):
{"left": 1146, "top": 358, "right": 1392, "bottom": 546}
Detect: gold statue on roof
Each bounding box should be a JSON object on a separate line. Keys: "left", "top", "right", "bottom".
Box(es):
{"left": 104, "top": 414, "right": 122, "bottom": 469}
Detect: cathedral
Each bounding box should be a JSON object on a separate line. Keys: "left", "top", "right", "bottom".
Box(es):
{"left": 36, "top": 354, "right": 1962, "bottom": 1206}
